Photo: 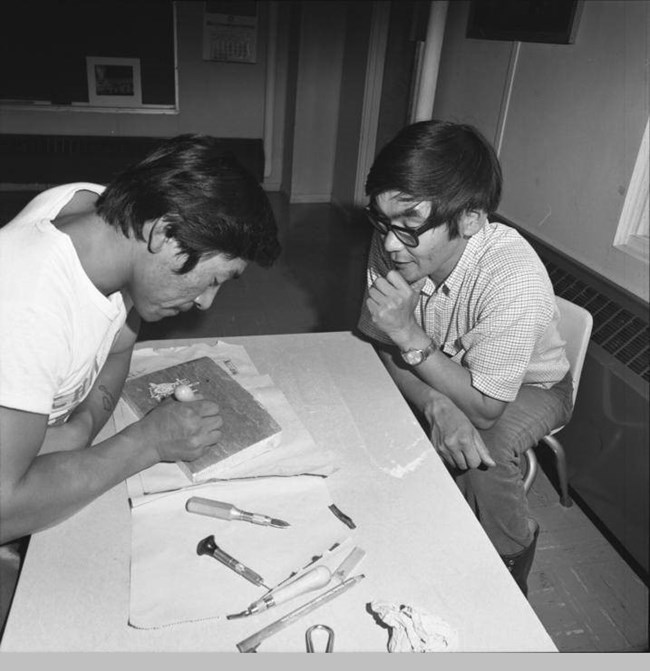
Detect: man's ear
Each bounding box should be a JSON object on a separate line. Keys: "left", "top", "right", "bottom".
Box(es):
{"left": 145, "top": 218, "right": 171, "bottom": 253}
{"left": 459, "top": 209, "right": 486, "bottom": 239}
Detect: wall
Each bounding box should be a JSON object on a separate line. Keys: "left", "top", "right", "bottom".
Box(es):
{"left": 375, "top": 1, "right": 426, "bottom": 156}
{"left": 280, "top": 2, "right": 302, "bottom": 197}
{"left": 331, "top": 2, "right": 374, "bottom": 209}
{"left": 433, "top": 0, "right": 649, "bottom": 302}
{"left": 288, "top": 1, "right": 347, "bottom": 203}
{"left": 0, "top": 2, "right": 360, "bottom": 203}
{"left": 0, "top": 2, "right": 268, "bottom": 140}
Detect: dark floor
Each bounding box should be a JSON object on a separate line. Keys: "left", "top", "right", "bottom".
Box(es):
{"left": 1, "top": 190, "right": 648, "bottom": 651}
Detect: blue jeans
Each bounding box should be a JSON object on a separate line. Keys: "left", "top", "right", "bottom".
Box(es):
{"left": 453, "top": 372, "right": 574, "bottom": 556}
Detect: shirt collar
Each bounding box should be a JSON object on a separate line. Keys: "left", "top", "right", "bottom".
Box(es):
{"left": 420, "top": 225, "right": 488, "bottom": 297}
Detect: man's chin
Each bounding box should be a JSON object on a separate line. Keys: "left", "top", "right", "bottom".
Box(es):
{"left": 139, "top": 308, "right": 170, "bottom": 323}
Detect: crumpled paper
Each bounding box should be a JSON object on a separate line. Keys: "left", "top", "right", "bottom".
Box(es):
{"left": 370, "top": 601, "right": 458, "bottom": 652}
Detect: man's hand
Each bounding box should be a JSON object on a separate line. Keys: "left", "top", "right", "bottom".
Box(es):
{"left": 131, "top": 396, "right": 223, "bottom": 463}
{"left": 366, "top": 271, "right": 426, "bottom": 344}
{"left": 424, "top": 393, "right": 496, "bottom": 470}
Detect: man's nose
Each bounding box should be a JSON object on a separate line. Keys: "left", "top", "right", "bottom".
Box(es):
{"left": 193, "top": 285, "right": 220, "bottom": 311}
{"left": 383, "top": 230, "right": 406, "bottom": 253}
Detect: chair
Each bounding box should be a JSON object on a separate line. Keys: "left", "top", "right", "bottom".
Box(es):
{"left": 522, "top": 296, "right": 593, "bottom": 507}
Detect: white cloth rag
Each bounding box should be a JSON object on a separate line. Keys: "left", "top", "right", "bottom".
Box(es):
{"left": 370, "top": 601, "right": 459, "bottom": 652}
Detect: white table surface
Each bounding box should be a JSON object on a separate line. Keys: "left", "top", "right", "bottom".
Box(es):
{"left": 1, "top": 332, "right": 556, "bottom": 652}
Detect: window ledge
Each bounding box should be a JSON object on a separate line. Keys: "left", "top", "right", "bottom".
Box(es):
{"left": 615, "top": 235, "right": 649, "bottom": 264}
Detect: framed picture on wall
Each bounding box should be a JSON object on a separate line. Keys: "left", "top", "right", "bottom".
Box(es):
{"left": 467, "top": 0, "right": 584, "bottom": 44}
{"left": 86, "top": 56, "right": 143, "bottom": 107}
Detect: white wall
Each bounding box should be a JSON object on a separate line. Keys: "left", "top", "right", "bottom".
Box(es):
{"left": 433, "top": 0, "right": 649, "bottom": 302}
{"left": 0, "top": 2, "right": 268, "bottom": 140}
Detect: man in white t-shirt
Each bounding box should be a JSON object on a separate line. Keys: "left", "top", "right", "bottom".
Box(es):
{"left": 0, "top": 135, "right": 280, "bottom": 545}
{"left": 357, "top": 121, "right": 573, "bottom": 596}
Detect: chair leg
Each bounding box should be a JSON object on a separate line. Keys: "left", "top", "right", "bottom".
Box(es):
{"left": 539, "top": 434, "right": 573, "bottom": 507}
{"left": 523, "top": 447, "right": 538, "bottom": 493}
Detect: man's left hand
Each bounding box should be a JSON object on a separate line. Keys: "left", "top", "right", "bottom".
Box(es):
{"left": 424, "top": 393, "right": 496, "bottom": 470}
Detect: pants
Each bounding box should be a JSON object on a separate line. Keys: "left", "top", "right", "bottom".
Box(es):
{"left": 453, "top": 372, "right": 574, "bottom": 556}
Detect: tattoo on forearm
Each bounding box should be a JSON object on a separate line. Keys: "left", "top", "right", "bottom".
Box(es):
{"left": 99, "top": 385, "right": 116, "bottom": 412}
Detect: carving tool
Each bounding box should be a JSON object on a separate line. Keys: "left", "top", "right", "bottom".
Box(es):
{"left": 196, "top": 535, "right": 268, "bottom": 588}
{"left": 328, "top": 504, "right": 356, "bottom": 529}
{"left": 227, "top": 565, "right": 332, "bottom": 619}
{"left": 331, "top": 546, "right": 365, "bottom": 582}
{"left": 236, "top": 574, "right": 365, "bottom": 653}
{"left": 227, "top": 545, "right": 366, "bottom": 619}
{"left": 186, "top": 496, "right": 290, "bottom": 528}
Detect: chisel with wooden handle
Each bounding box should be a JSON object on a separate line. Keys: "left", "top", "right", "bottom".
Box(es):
{"left": 228, "top": 545, "right": 366, "bottom": 619}
{"left": 186, "top": 496, "right": 290, "bottom": 528}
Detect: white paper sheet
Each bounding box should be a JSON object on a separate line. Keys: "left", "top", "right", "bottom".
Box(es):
{"left": 129, "top": 475, "right": 351, "bottom": 629}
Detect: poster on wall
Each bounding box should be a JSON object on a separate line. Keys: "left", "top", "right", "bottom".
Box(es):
{"left": 202, "top": 1, "right": 258, "bottom": 63}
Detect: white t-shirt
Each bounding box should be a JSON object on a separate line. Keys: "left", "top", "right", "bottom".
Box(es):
{"left": 0, "top": 183, "right": 127, "bottom": 425}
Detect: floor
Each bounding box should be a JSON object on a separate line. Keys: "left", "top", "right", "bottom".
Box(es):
{"left": 1, "top": 191, "right": 648, "bottom": 651}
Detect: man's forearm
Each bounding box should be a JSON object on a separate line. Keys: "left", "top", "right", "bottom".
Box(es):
{"left": 377, "top": 344, "right": 502, "bottom": 428}
{"left": 0, "top": 423, "right": 157, "bottom": 543}
{"left": 376, "top": 346, "right": 496, "bottom": 469}
{"left": 376, "top": 347, "right": 439, "bottom": 412}
{"left": 74, "top": 345, "right": 133, "bottom": 442}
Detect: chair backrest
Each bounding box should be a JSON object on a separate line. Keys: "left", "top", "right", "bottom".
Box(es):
{"left": 555, "top": 296, "right": 593, "bottom": 405}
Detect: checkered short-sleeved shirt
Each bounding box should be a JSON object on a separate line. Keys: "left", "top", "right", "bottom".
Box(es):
{"left": 357, "top": 221, "right": 570, "bottom": 402}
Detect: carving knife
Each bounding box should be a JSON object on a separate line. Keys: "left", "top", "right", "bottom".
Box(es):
{"left": 227, "top": 545, "right": 366, "bottom": 619}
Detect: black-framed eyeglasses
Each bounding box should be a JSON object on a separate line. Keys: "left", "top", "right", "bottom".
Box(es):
{"left": 364, "top": 204, "right": 437, "bottom": 248}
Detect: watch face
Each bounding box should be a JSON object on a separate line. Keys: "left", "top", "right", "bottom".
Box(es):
{"left": 402, "top": 349, "right": 424, "bottom": 365}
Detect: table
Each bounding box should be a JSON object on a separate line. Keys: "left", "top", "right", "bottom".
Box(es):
{"left": 1, "top": 332, "right": 556, "bottom": 652}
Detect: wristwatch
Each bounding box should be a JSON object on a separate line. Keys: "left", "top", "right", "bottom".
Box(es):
{"left": 400, "top": 339, "right": 437, "bottom": 366}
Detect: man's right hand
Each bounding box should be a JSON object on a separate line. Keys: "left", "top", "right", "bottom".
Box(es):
{"left": 131, "top": 396, "right": 223, "bottom": 463}
{"left": 423, "top": 393, "right": 496, "bottom": 470}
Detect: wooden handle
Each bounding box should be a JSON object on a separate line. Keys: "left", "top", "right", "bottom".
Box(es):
{"left": 270, "top": 566, "right": 332, "bottom": 606}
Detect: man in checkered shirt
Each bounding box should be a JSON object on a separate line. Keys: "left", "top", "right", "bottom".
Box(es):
{"left": 357, "top": 120, "right": 573, "bottom": 597}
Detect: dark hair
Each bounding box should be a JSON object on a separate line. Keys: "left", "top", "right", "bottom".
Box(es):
{"left": 365, "top": 120, "right": 502, "bottom": 239}
{"left": 96, "top": 134, "right": 280, "bottom": 273}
